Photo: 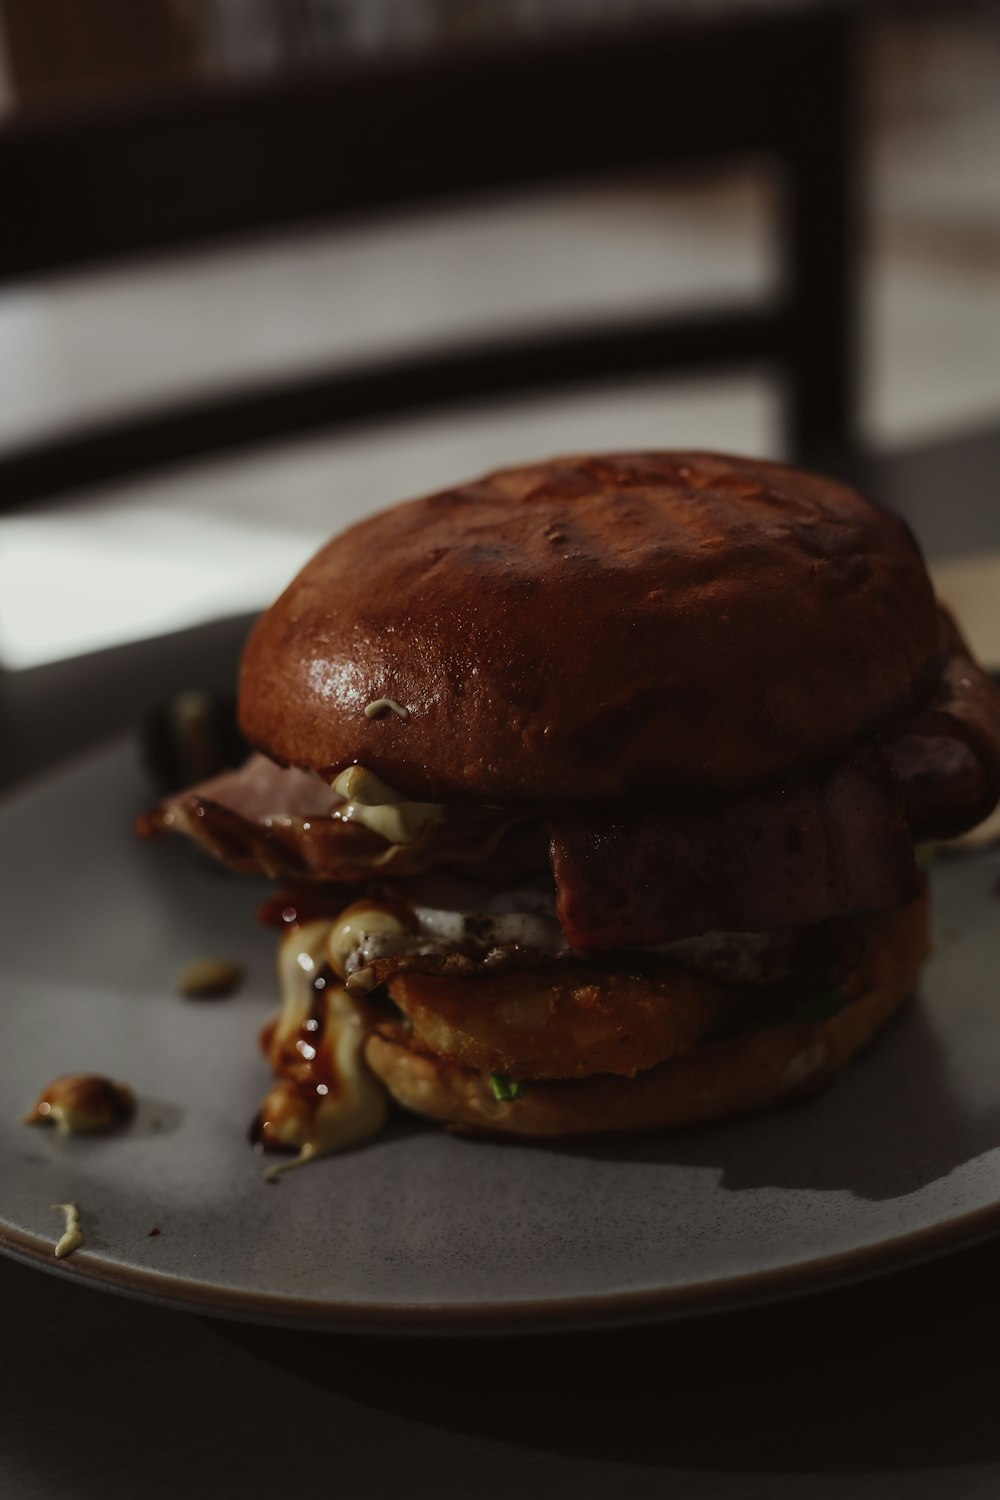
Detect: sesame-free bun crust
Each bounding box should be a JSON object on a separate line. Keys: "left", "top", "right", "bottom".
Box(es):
{"left": 364, "top": 886, "right": 929, "bottom": 1138}
{"left": 240, "top": 452, "right": 942, "bottom": 804}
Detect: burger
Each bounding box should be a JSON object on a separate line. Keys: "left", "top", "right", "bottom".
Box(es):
{"left": 142, "top": 452, "right": 1000, "bottom": 1171}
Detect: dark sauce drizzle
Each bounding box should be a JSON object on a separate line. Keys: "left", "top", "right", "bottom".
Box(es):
{"left": 249, "top": 962, "right": 340, "bottom": 1152}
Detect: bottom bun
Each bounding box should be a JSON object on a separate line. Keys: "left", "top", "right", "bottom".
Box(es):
{"left": 364, "top": 886, "right": 930, "bottom": 1138}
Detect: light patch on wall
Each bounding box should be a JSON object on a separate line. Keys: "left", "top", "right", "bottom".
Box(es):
{"left": 0, "top": 507, "right": 323, "bottom": 670}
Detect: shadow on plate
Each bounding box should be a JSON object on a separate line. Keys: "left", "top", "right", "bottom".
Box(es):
{"left": 545, "top": 1002, "right": 1000, "bottom": 1200}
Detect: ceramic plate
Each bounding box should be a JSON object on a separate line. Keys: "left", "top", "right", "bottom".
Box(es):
{"left": 3, "top": 741, "right": 1000, "bottom": 1333}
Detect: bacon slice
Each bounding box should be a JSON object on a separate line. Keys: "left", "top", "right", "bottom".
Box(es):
{"left": 137, "top": 753, "right": 540, "bottom": 881}
{"left": 886, "top": 611, "right": 1000, "bottom": 840}
{"left": 550, "top": 747, "right": 919, "bottom": 950}
{"left": 551, "top": 619, "right": 1000, "bottom": 950}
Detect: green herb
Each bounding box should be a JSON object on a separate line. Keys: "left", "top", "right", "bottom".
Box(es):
{"left": 489, "top": 1073, "right": 524, "bottom": 1102}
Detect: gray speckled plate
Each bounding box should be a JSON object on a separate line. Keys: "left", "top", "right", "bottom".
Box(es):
{"left": 3, "top": 741, "right": 1000, "bottom": 1333}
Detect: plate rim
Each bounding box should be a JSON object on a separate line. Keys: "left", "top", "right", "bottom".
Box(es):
{"left": 4, "top": 1191, "right": 1000, "bottom": 1336}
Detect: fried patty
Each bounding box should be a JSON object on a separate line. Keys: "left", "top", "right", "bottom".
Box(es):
{"left": 387, "top": 959, "right": 747, "bottom": 1081}
{"left": 367, "top": 886, "right": 930, "bottom": 1138}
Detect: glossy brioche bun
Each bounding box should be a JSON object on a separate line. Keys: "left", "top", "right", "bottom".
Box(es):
{"left": 363, "top": 886, "right": 929, "bottom": 1139}
{"left": 240, "top": 451, "right": 942, "bottom": 804}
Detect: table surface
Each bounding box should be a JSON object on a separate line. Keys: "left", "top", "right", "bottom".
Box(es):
{"left": 4, "top": 446, "right": 1000, "bottom": 1500}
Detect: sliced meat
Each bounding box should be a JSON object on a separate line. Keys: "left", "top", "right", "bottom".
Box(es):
{"left": 550, "top": 746, "right": 918, "bottom": 950}
{"left": 137, "top": 753, "right": 542, "bottom": 881}
{"left": 356, "top": 942, "right": 561, "bottom": 990}
{"left": 264, "top": 880, "right": 804, "bottom": 991}
{"left": 887, "top": 611, "right": 1000, "bottom": 840}
{"left": 330, "top": 886, "right": 568, "bottom": 993}
{"left": 357, "top": 922, "right": 806, "bottom": 990}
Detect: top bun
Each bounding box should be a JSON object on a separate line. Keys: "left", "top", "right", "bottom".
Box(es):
{"left": 239, "top": 451, "right": 942, "bottom": 805}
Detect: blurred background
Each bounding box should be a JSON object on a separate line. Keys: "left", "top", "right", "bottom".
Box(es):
{"left": 0, "top": 0, "right": 997, "bottom": 777}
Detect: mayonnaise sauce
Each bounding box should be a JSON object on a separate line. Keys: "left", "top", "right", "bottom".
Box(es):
{"left": 332, "top": 766, "right": 446, "bottom": 846}
{"left": 262, "top": 987, "right": 388, "bottom": 1180}
{"left": 53, "top": 1202, "right": 84, "bottom": 1258}
{"left": 327, "top": 902, "right": 411, "bottom": 981}
{"left": 256, "top": 919, "right": 390, "bottom": 1176}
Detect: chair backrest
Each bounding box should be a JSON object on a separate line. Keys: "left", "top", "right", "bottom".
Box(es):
{"left": 0, "top": 3, "right": 860, "bottom": 508}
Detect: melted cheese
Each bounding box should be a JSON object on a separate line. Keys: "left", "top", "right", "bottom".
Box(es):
{"left": 327, "top": 903, "right": 410, "bottom": 981}
{"left": 263, "top": 986, "right": 388, "bottom": 1180}
{"left": 273, "top": 920, "right": 337, "bottom": 1050}
{"left": 332, "top": 766, "right": 446, "bottom": 846}
{"left": 260, "top": 919, "right": 389, "bottom": 1176}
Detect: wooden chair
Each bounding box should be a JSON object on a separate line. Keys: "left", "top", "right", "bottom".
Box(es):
{"left": 0, "top": 3, "right": 860, "bottom": 509}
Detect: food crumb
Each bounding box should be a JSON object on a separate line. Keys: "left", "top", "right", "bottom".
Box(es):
{"left": 363, "top": 697, "right": 410, "bottom": 722}
{"left": 25, "top": 1075, "right": 135, "bottom": 1134}
{"left": 147, "top": 1227, "right": 161, "bottom": 1237}
{"left": 175, "top": 957, "right": 245, "bottom": 999}
{"left": 53, "top": 1203, "right": 84, "bottom": 1259}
